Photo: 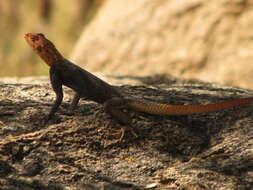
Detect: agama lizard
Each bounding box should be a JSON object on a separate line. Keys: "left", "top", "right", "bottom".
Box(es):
{"left": 25, "top": 33, "right": 253, "bottom": 136}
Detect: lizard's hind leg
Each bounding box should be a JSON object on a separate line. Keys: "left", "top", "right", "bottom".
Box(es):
{"left": 104, "top": 97, "right": 138, "bottom": 141}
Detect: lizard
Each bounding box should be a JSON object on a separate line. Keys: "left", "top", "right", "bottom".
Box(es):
{"left": 24, "top": 33, "right": 253, "bottom": 138}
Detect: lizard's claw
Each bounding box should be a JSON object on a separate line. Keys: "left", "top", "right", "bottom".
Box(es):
{"left": 110, "top": 125, "right": 138, "bottom": 142}
{"left": 119, "top": 127, "right": 126, "bottom": 142}
{"left": 127, "top": 126, "right": 138, "bottom": 139}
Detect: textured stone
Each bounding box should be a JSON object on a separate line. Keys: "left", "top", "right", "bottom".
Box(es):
{"left": 72, "top": 0, "right": 253, "bottom": 89}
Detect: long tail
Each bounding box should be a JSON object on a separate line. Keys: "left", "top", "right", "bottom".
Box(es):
{"left": 126, "top": 97, "right": 253, "bottom": 115}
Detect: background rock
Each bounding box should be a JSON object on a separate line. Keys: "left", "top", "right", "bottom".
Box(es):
{"left": 71, "top": 0, "right": 253, "bottom": 89}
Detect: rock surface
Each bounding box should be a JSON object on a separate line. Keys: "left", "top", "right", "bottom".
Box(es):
{"left": 71, "top": 0, "right": 253, "bottom": 89}
{"left": 1, "top": 75, "right": 253, "bottom": 189}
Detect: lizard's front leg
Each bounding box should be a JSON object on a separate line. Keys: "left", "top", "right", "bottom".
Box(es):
{"left": 47, "top": 67, "right": 63, "bottom": 121}
{"left": 104, "top": 97, "right": 137, "bottom": 140}
{"left": 47, "top": 90, "right": 63, "bottom": 121}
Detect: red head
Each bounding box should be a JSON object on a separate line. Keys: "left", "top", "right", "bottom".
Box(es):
{"left": 24, "top": 33, "right": 63, "bottom": 66}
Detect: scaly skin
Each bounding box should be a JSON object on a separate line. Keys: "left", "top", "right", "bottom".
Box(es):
{"left": 24, "top": 33, "right": 253, "bottom": 122}
{"left": 126, "top": 98, "right": 253, "bottom": 115}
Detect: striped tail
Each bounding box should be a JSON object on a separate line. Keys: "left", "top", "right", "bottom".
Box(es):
{"left": 126, "top": 97, "right": 253, "bottom": 115}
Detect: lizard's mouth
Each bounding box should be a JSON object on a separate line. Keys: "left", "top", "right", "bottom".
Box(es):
{"left": 24, "top": 33, "right": 41, "bottom": 50}
{"left": 24, "top": 33, "right": 34, "bottom": 45}
{"left": 24, "top": 33, "right": 32, "bottom": 39}
{"left": 24, "top": 33, "right": 35, "bottom": 40}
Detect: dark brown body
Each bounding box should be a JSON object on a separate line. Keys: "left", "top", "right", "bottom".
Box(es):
{"left": 51, "top": 59, "right": 122, "bottom": 104}
{"left": 48, "top": 59, "right": 131, "bottom": 123}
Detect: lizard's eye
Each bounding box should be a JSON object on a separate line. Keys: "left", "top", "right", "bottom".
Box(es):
{"left": 37, "top": 33, "right": 45, "bottom": 38}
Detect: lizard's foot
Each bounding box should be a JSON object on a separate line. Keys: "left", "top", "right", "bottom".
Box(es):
{"left": 42, "top": 115, "right": 52, "bottom": 125}
{"left": 111, "top": 125, "right": 138, "bottom": 142}
{"left": 43, "top": 114, "right": 59, "bottom": 125}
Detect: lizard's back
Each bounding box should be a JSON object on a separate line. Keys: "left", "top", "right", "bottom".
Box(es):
{"left": 52, "top": 59, "right": 122, "bottom": 103}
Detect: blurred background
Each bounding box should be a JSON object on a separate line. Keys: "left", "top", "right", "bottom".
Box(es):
{"left": 0, "top": 0, "right": 101, "bottom": 76}
{"left": 1, "top": 0, "right": 253, "bottom": 89}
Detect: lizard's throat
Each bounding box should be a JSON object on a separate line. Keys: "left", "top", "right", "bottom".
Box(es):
{"left": 36, "top": 47, "right": 63, "bottom": 67}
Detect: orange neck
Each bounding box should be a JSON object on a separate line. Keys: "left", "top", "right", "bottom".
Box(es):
{"left": 35, "top": 43, "right": 63, "bottom": 67}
